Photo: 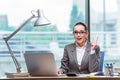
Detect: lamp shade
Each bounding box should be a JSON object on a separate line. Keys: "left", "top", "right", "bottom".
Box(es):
{"left": 34, "top": 10, "right": 51, "bottom": 26}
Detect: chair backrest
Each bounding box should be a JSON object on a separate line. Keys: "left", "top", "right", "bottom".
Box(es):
{"left": 98, "top": 51, "right": 105, "bottom": 72}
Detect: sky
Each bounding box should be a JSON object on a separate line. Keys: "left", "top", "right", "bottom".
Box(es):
{"left": 90, "top": 0, "right": 118, "bottom": 13}
{"left": 0, "top": 0, "right": 118, "bottom": 32}
{"left": 0, "top": 0, "right": 72, "bottom": 32}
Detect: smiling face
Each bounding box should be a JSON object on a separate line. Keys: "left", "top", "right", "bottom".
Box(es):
{"left": 73, "top": 24, "right": 89, "bottom": 47}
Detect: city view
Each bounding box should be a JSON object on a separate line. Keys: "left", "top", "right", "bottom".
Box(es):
{"left": 0, "top": 0, "right": 120, "bottom": 77}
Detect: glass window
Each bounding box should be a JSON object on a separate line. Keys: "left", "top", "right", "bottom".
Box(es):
{"left": 0, "top": 0, "right": 86, "bottom": 77}
{"left": 90, "top": 0, "right": 120, "bottom": 68}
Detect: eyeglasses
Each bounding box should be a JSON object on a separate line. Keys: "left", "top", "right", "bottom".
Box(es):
{"left": 73, "top": 31, "right": 86, "bottom": 35}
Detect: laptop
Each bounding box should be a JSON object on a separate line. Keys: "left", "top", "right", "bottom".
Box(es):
{"left": 24, "top": 51, "right": 58, "bottom": 76}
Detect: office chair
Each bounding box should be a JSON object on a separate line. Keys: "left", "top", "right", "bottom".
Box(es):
{"left": 98, "top": 51, "right": 105, "bottom": 72}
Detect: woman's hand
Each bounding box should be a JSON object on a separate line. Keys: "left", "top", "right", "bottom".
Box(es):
{"left": 91, "top": 37, "right": 98, "bottom": 50}
{"left": 58, "top": 69, "right": 63, "bottom": 74}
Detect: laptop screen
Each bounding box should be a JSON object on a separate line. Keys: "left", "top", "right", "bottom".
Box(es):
{"left": 24, "top": 51, "right": 58, "bottom": 76}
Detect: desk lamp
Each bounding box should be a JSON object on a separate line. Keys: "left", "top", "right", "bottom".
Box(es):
{"left": 3, "top": 9, "right": 50, "bottom": 77}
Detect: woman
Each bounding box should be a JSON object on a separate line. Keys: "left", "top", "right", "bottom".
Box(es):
{"left": 58, "top": 22, "right": 100, "bottom": 74}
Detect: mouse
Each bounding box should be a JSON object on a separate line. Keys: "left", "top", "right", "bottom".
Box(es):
{"left": 66, "top": 72, "right": 77, "bottom": 76}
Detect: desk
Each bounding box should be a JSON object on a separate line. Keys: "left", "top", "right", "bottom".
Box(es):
{"left": 0, "top": 76, "right": 120, "bottom": 80}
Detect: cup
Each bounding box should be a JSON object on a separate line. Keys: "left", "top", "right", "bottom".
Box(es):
{"left": 104, "top": 63, "right": 113, "bottom": 76}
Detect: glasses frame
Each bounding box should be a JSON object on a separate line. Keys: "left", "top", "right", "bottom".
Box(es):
{"left": 73, "top": 31, "right": 86, "bottom": 35}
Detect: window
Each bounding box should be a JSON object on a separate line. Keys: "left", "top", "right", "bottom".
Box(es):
{"left": 90, "top": 0, "right": 120, "bottom": 68}
{"left": 0, "top": 0, "right": 86, "bottom": 77}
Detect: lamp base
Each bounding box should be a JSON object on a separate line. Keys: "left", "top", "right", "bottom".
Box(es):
{"left": 5, "top": 72, "right": 30, "bottom": 78}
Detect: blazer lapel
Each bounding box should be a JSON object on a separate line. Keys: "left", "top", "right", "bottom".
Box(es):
{"left": 70, "top": 43, "right": 80, "bottom": 70}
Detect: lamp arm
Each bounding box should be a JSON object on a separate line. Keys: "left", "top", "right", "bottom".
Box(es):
{"left": 4, "top": 40, "right": 21, "bottom": 72}
{"left": 4, "top": 15, "right": 35, "bottom": 41}
{"left": 3, "top": 14, "right": 36, "bottom": 73}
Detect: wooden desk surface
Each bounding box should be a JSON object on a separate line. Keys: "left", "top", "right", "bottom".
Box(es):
{"left": 0, "top": 76, "right": 120, "bottom": 80}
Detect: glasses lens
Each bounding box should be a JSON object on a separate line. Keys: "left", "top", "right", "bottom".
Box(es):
{"left": 73, "top": 31, "right": 86, "bottom": 35}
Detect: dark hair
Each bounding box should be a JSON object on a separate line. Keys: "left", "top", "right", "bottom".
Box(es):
{"left": 73, "top": 22, "right": 88, "bottom": 31}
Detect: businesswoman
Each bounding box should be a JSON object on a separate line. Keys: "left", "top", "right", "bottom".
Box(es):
{"left": 58, "top": 22, "right": 100, "bottom": 74}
